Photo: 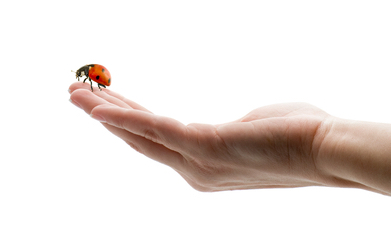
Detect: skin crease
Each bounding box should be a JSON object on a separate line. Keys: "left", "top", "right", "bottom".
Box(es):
{"left": 69, "top": 82, "right": 391, "bottom": 196}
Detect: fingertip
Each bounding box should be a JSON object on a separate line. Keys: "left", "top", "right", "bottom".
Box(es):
{"left": 69, "top": 82, "right": 87, "bottom": 94}
{"left": 69, "top": 98, "right": 82, "bottom": 109}
{"left": 70, "top": 88, "right": 108, "bottom": 114}
{"left": 69, "top": 81, "right": 101, "bottom": 94}
{"left": 90, "top": 113, "right": 106, "bottom": 123}
{"left": 70, "top": 87, "right": 92, "bottom": 100}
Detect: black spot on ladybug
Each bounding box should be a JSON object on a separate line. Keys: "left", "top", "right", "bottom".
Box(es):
{"left": 102, "top": 68, "right": 105, "bottom": 73}
{"left": 96, "top": 75, "right": 100, "bottom": 80}
{"left": 108, "top": 78, "right": 111, "bottom": 84}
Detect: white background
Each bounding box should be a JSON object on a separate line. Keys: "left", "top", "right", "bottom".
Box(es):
{"left": 1, "top": 0, "right": 391, "bottom": 226}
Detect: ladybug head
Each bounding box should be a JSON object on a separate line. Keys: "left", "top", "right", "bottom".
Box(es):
{"left": 75, "top": 69, "right": 82, "bottom": 80}
{"left": 74, "top": 65, "right": 89, "bottom": 81}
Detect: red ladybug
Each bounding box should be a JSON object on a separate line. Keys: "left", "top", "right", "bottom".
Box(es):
{"left": 75, "top": 64, "right": 111, "bottom": 91}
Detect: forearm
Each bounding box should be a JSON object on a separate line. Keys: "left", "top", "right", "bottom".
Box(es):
{"left": 316, "top": 117, "right": 391, "bottom": 196}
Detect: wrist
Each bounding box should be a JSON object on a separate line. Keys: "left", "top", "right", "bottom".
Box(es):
{"left": 314, "top": 117, "right": 391, "bottom": 195}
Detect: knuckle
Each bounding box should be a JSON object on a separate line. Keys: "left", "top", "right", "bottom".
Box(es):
{"left": 144, "top": 129, "right": 159, "bottom": 143}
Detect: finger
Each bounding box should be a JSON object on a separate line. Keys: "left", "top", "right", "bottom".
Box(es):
{"left": 70, "top": 82, "right": 134, "bottom": 109}
{"left": 102, "top": 124, "right": 185, "bottom": 170}
{"left": 103, "top": 89, "right": 152, "bottom": 113}
{"left": 70, "top": 89, "right": 119, "bottom": 114}
{"left": 69, "top": 82, "right": 151, "bottom": 112}
{"left": 90, "top": 105, "right": 189, "bottom": 152}
{"left": 69, "top": 81, "right": 101, "bottom": 93}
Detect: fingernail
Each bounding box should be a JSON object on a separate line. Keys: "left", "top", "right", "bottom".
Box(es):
{"left": 69, "top": 99, "right": 81, "bottom": 109}
{"left": 68, "top": 89, "right": 71, "bottom": 94}
{"left": 90, "top": 114, "right": 106, "bottom": 123}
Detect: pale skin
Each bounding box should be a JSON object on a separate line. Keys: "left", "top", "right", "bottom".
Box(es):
{"left": 69, "top": 82, "right": 391, "bottom": 196}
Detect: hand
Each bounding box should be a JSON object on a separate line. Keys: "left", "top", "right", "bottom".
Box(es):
{"left": 69, "top": 82, "right": 336, "bottom": 192}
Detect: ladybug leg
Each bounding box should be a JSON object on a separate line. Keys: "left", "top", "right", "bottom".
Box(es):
{"left": 83, "top": 77, "right": 88, "bottom": 83}
{"left": 88, "top": 77, "right": 94, "bottom": 91}
{"left": 98, "top": 84, "right": 106, "bottom": 91}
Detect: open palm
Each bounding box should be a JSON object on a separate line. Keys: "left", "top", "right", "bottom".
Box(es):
{"left": 69, "top": 82, "right": 331, "bottom": 192}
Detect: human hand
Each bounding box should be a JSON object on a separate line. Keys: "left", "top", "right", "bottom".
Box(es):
{"left": 69, "top": 82, "right": 338, "bottom": 192}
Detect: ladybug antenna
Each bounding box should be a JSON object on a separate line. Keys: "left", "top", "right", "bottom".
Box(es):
{"left": 72, "top": 70, "right": 80, "bottom": 80}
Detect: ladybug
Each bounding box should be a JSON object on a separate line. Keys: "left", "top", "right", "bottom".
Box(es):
{"left": 74, "top": 64, "right": 111, "bottom": 91}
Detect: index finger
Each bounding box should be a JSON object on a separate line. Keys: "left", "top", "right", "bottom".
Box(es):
{"left": 69, "top": 82, "right": 151, "bottom": 112}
